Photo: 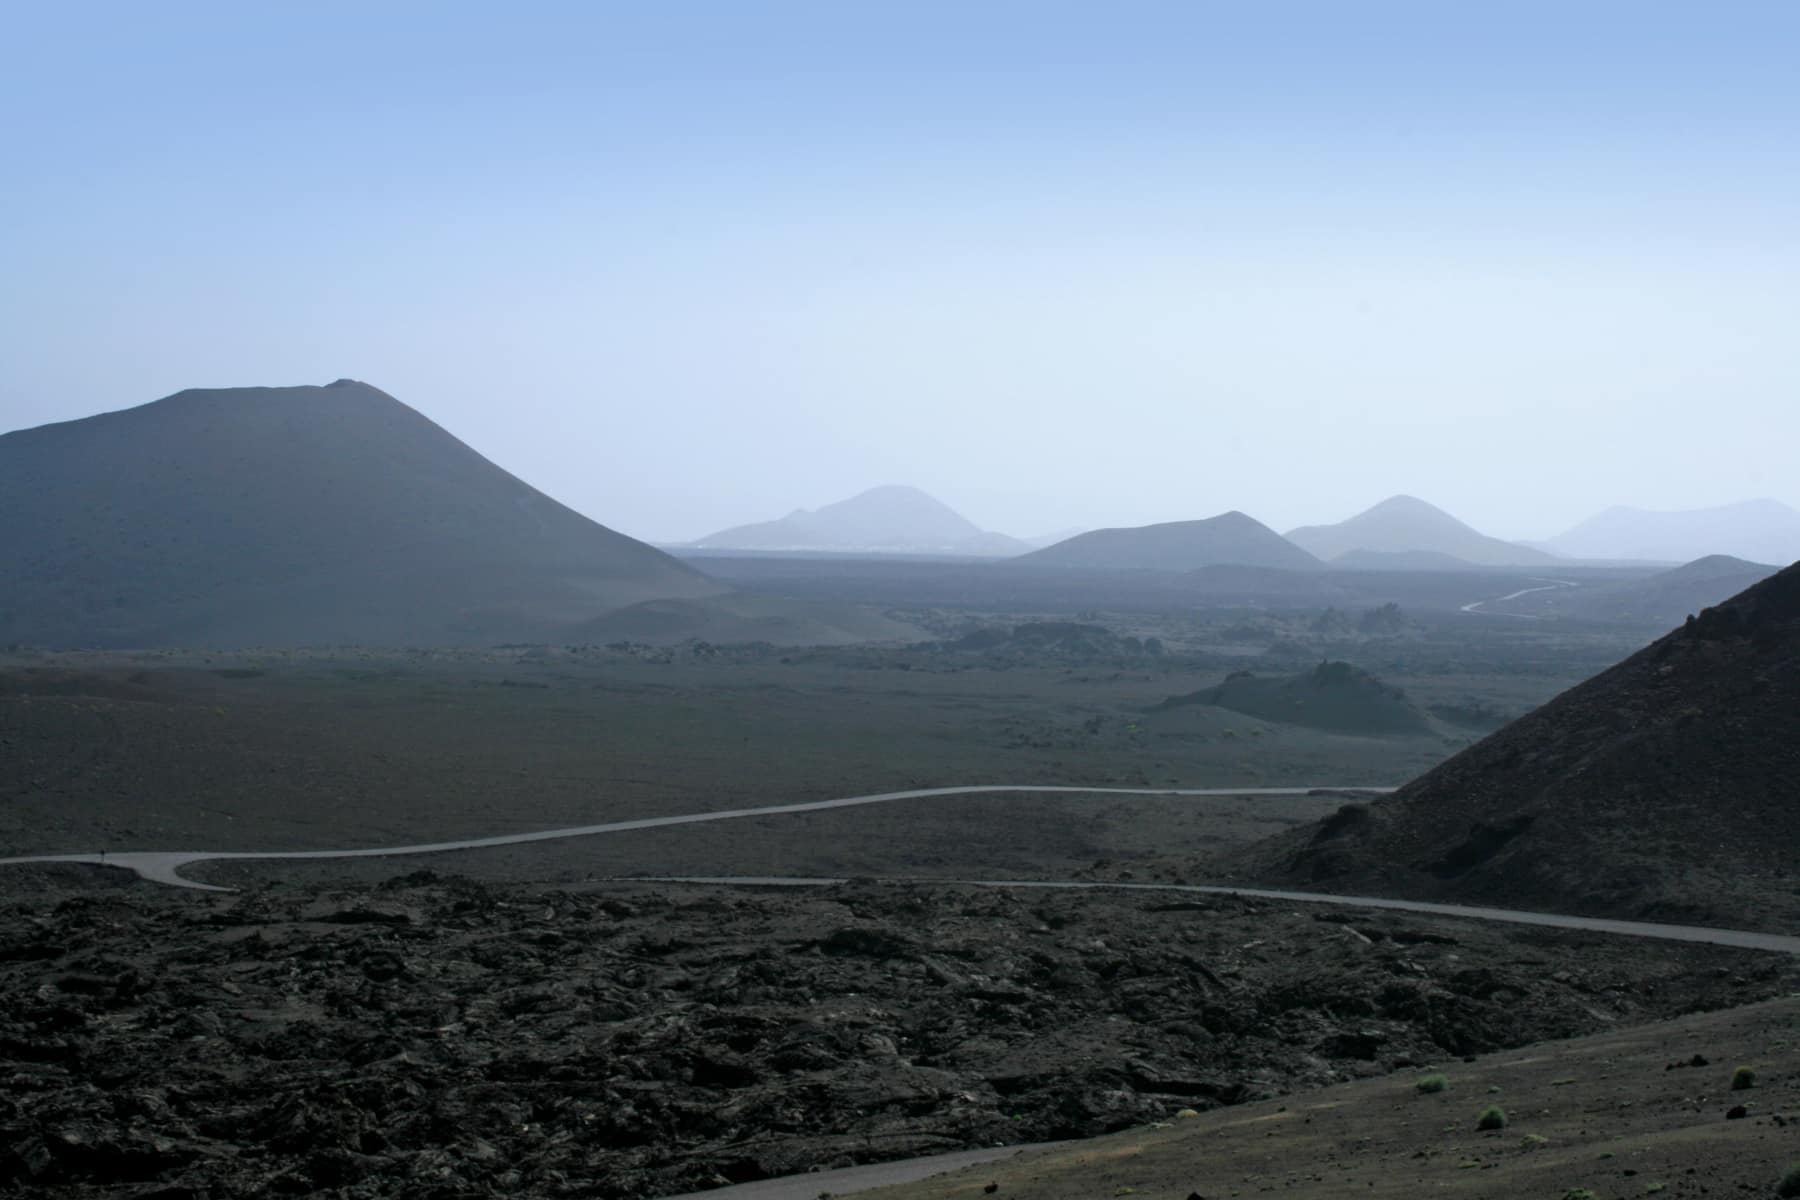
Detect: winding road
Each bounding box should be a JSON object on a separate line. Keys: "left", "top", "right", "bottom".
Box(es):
{"left": 4, "top": 781, "right": 1797, "bottom": 956}
{"left": 0, "top": 784, "right": 1389, "bottom": 892}
{"left": 1459, "top": 577, "right": 1580, "bottom": 617}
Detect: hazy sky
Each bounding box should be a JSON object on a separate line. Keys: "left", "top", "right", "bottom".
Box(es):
{"left": 3, "top": 1, "right": 1796, "bottom": 543}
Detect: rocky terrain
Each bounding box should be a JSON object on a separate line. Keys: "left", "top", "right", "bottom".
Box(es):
{"left": 862, "top": 995, "right": 1800, "bottom": 1200}
{"left": 0, "top": 873, "right": 1791, "bottom": 1200}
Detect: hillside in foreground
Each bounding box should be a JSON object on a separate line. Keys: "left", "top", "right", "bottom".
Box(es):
{"left": 1232, "top": 561, "right": 1800, "bottom": 930}
{"left": 0, "top": 380, "right": 729, "bottom": 647}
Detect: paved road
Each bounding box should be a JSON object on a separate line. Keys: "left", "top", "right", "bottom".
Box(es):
{"left": 0, "top": 784, "right": 1392, "bottom": 892}
{"left": 627, "top": 875, "right": 1800, "bottom": 956}
{"left": 1460, "top": 577, "right": 1580, "bottom": 617}
{"left": 7, "top": 780, "right": 1793, "bottom": 955}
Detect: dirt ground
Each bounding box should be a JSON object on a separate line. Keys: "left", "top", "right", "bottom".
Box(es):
{"left": 862, "top": 994, "right": 1800, "bottom": 1200}
{"left": 0, "top": 874, "right": 1792, "bottom": 1199}
{"left": 0, "top": 648, "right": 1459, "bottom": 861}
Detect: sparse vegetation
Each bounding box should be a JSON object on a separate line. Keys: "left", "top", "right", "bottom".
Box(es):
{"left": 1415, "top": 1073, "right": 1449, "bottom": 1094}
{"left": 1778, "top": 1164, "right": 1800, "bottom": 1199}
{"left": 1730, "top": 1064, "right": 1757, "bottom": 1090}
{"left": 1561, "top": 1190, "right": 1598, "bottom": 1200}
{"left": 1475, "top": 1105, "right": 1508, "bottom": 1131}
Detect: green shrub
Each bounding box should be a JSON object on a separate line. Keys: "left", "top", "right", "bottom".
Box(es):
{"left": 1415, "top": 1073, "right": 1448, "bottom": 1094}
{"left": 1561, "top": 1190, "right": 1598, "bottom": 1200}
{"left": 1779, "top": 1164, "right": 1800, "bottom": 1199}
{"left": 1731, "top": 1065, "right": 1756, "bottom": 1090}
{"left": 1475, "top": 1106, "right": 1507, "bottom": 1131}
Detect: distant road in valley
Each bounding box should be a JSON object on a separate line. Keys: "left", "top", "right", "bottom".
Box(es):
{"left": 1460, "top": 577, "right": 1581, "bottom": 617}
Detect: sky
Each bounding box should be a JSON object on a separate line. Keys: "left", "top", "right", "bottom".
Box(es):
{"left": 2, "top": 1, "right": 1796, "bottom": 544}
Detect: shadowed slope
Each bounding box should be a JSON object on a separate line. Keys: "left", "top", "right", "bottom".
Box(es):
{"left": 1240, "top": 560, "right": 1800, "bottom": 929}
{"left": 0, "top": 380, "right": 726, "bottom": 646}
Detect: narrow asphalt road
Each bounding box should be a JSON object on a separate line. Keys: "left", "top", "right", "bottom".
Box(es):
{"left": 4, "top": 781, "right": 1795, "bottom": 955}
{"left": 0, "top": 784, "right": 1391, "bottom": 891}
{"left": 625, "top": 875, "right": 1800, "bottom": 956}
{"left": 1460, "top": 577, "right": 1580, "bottom": 616}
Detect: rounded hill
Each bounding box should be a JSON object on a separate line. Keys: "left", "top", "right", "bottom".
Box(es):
{"left": 0, "top": 380, "right": 727, "bottom": 647}
{"left": 1154, "top": 661, "right": 1431, "bottom": 736}
{"left": 1018, "top": 512, "right": 1321, "bottom": 572}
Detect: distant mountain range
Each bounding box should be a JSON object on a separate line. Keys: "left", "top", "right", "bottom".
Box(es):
{"left": 1286, "top": 495, "right": 1557, "bottom": 568}
{"left": 1539, "top": 499, "right": 1800, "bottom": 567}
{"left": 0, "top": 381, "right": 905, "bottom": 647}
{"left": 684, "top": 486, "right": 1800, "bottom": 573}
{"left": 688, "top": 485, "right": 1030, "bottom": 557}
{"left": 1018, "top": 512, "right": 1322, "bottom": 571}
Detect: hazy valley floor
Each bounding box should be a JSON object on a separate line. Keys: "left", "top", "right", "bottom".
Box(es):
{"left": 1, "top": 612, "right": 1776, "bottom": 1200}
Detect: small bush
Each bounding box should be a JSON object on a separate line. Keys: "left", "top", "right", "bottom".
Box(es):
{"left": 1561, "top": 1190, "right": 1597, "bottom": 1200}
{"left": 1475, "top": 1106, "right": 1507, "bottom": 1131}
{"left": 1415, "top": 1073, "right": 1448, "bottom": 1094}
{"left": 1779, "top": 1164, "right": 1800, "bottom": 1199}
{"left": 1731, "top": 1065, "right": 1757, "bottom": 1090}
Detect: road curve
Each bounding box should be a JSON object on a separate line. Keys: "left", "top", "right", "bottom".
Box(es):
{"left": 625, "top": 876, "right": 1800, "bottom": 956}
{"left": 0, "top": 784, "right": 1393, "bottom": 892}
{"left": 1460, "top": 577, "right": 1580, "bottom": 617}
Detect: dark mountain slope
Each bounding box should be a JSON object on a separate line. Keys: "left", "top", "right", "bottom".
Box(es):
{"left": 1237, "top": 561, "right": 1800, "bottom": 930}
{"left": 0, "top": 380, "right": 727, "bottom": 647}
{"left": 1018, "top": 512, "right": 1321, "bottom": 572}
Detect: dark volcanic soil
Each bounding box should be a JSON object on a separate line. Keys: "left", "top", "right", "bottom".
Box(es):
{"left": 1225, "top": 561, "right": 1800, "bottom": 931}
{"left": 1, "top": 874, "right": 1792, "bottom": 1199}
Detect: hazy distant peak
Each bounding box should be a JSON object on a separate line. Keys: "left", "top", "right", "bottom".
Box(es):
{"left": 1017, "top": 510, "right": 1320, "bottom": 571}
{"left": 1546, "top": 499, "right": 1800, "bottom": 565}
{"left": 1366, "top": 494, "right": 1452, "bottom": 518}
{"left": 691, "top": 484, "right": 1029, "bottom": 556}
{"left": 1595, "top": 497, "right": 1798, "bottom": 519}
{"left": 1285, "top": 494, "right": 1556, "bottom": 567}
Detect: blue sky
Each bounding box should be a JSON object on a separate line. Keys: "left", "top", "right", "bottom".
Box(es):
{"left": 3, "top": 1, "right": 1796, "bottom": 541}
